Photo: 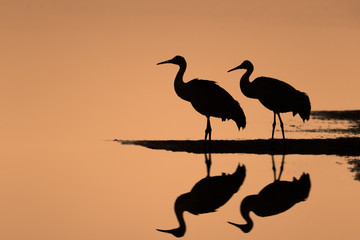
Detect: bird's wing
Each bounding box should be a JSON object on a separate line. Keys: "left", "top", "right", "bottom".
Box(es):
{"left": 186, "top": 79, "right": 241, "bottom": 119}
{"left": 187, "top": 79, "right": 234, "bottom": 101}
{"left": 252, "top": 76, "right": 299, "bottom": 112}
{"left": 188, "top": 78, "right": 218, "bottom": 86}
{"left": 252, "top": 76, "right": 297, "bottom": 95}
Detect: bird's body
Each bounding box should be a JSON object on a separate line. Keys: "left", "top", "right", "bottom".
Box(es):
{"left": 228, "top": 173, "right": 311, "bottom": 233}
{"left": 228, "top": 60, "right": 310, "bottom": 139}
{"left": 185, "top": 164, "right": 246, "bottom": 214}
{"left": 158, "top": 56, "right": 246, "bottom": 141}
{"left": 157, "top": 163, "right": 246, "bottom": 237}
{"left": 247, "top": 174, "right": 310, "bottom": 216}
{"left": 185, "top": 79, "right": 243, "bottom": 122}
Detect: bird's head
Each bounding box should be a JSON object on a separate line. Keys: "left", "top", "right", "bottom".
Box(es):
{"left": 227, "top": 60, "right": 253, "bottom": 72}
{"left": 157, "top": 227, "right": 186, "bottom": 238}
{"left": 157, "top": 55, "right": 186, "bottom": 66}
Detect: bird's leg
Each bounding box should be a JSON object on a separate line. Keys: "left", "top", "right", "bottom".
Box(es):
{"left": 271, "top": 112, "right": 277, "bottom": 139}
{"left": 204, "top": 151, "right": 212, "bottom": 177}
{"left": 277, "top": 154, "right": 285, "bottom": 181}
{"left": 205, "top": 129, "right": 212, "bottom": 176}
{"left": 205, "top": 117, "right": 212, "bottom": 141}
{"left": 271, "top": 154, "right": 277, "bottom": 181}
{"left": 204, "top": 117, "right": 212, "bottom": 151}
{"left": 204, "top": 118, "right": 208, "bottom": 141}
{"left": 207, "top": 117, "right": 212, "bottom": 142}
{"left": 277, "top": 113, "right": 285, "bottom": 140}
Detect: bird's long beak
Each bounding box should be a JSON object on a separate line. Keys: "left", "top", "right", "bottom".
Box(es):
{"left": 227, "top": 221, "right": 252, "bottom": 233}
{"left": 227, "top": 65, "right": 241, "bottom": 72}
{"left": 157, "top": 59, "right": 171, "bottom": 65}
{"left": 156, "top": 228, "right": 185, "bottom": 237}
{"left": 227, "top": 221, "right": 242, "bottom": 228}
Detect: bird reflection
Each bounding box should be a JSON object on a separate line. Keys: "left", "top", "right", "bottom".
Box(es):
{"left": 228, "top": 154, "right": 311, "bottom": 233}
{"left": 157, "top": 151, "right": 246, "bottom": 237}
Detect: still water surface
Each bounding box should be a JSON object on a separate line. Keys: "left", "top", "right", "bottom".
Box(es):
{"left": 1, "top": 111, "right": 359, "bottom": 239}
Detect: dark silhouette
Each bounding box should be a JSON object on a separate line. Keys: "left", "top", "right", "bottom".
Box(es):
{"left": 348, "top": 158, "right": 360, "bottom": 181}
{"left": 157, "top": 152, "right": 246, "bottom": 237}
{"left": 228, "top": 154, "right": 311, "bottom": 233}
{"left": 118, "top": 138, "right": 360, "bottom": 156}
{"left": 311, "top": 110, "right": 360, "bottom": 135}
{"left": 228, "top": 60, "right": 310, "bottom": 140}
{"left": 311, "top": 110, "right": 360, "bottom": 121}
{"left": 157, "top": 56, "right": 246, "bottom": 142}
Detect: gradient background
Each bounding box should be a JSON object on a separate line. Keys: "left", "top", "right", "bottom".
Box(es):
{"left": 1, "top": 1, "right": 360, "bottom": 239}
{"left": 1, "top": 0, "right": 360, "bottom": 143}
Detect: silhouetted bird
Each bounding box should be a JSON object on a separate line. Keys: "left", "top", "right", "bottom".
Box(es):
{"left": 228, "top": 172, "right": 311, "bottom": 233}
{"left": 228, "top": 60, "right": 310, "bottom": 139}
{"left": 157, "top": 161, "right": 246, "bottom": 237}
{"left": 158, "top": 56, "right": 246, "bottom": 142}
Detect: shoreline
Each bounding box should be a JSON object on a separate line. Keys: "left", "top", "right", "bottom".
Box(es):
{"left": 116, "top": 138, "right": 360, "bottom": 156}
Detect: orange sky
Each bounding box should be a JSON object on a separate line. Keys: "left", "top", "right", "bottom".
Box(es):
{"left": 1, "top": 0, "right": 360, "bottom": 142}
{"left": 2, "top": 3, "right": 360, "bottom": 240}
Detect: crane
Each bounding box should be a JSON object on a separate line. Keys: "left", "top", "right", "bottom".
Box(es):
{"left": 228, "top": 60, "right": 310, "bottom": 140}
{"left": 158, "top": 56, "right": 246, "bottom": 142}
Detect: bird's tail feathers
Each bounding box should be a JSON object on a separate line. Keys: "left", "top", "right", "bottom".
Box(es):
{"left": 294, "top": 173, "right": 311, "bottom": 201}
{"left": 232, "top": 164, "right": 246, "bottom": 185}
{"left": 293, "top": 92, "right": 311, "bottom": 122}
{"left": 233, "top": 104, "right": 246, "bottom": 130}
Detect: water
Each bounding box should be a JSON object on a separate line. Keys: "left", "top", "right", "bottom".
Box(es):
{"left": 288, "top": 110, "right": 360, "bottom": 139}
{"left": 1, "top": 111, "right": 359, "bottom": 239}
{"left": 243, "top": 110, "right": 360, "bottom": 140}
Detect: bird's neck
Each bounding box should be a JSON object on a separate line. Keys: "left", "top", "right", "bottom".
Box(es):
{"left": 173, "top": 194, "right": 188, "bottom": 236}
{"left": 157, "top": 194, "right": 187, "bottom": 237}
{"left": 175, "top": 208, "right": 186, "bottom": 233}
{"left": 240, "top": 66, "right": 256, "bottom": 98}
{"left": 239, "top": 195, "right": 255, "bottom": 232}
{"left": 157, "top": 209, "right": 186, "bottom": 238}
{"left": 174, "top": 62, "right": 190, "bottom": 101}
{"left": 228, "top": 195, "right": 255, "bottom": 233}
